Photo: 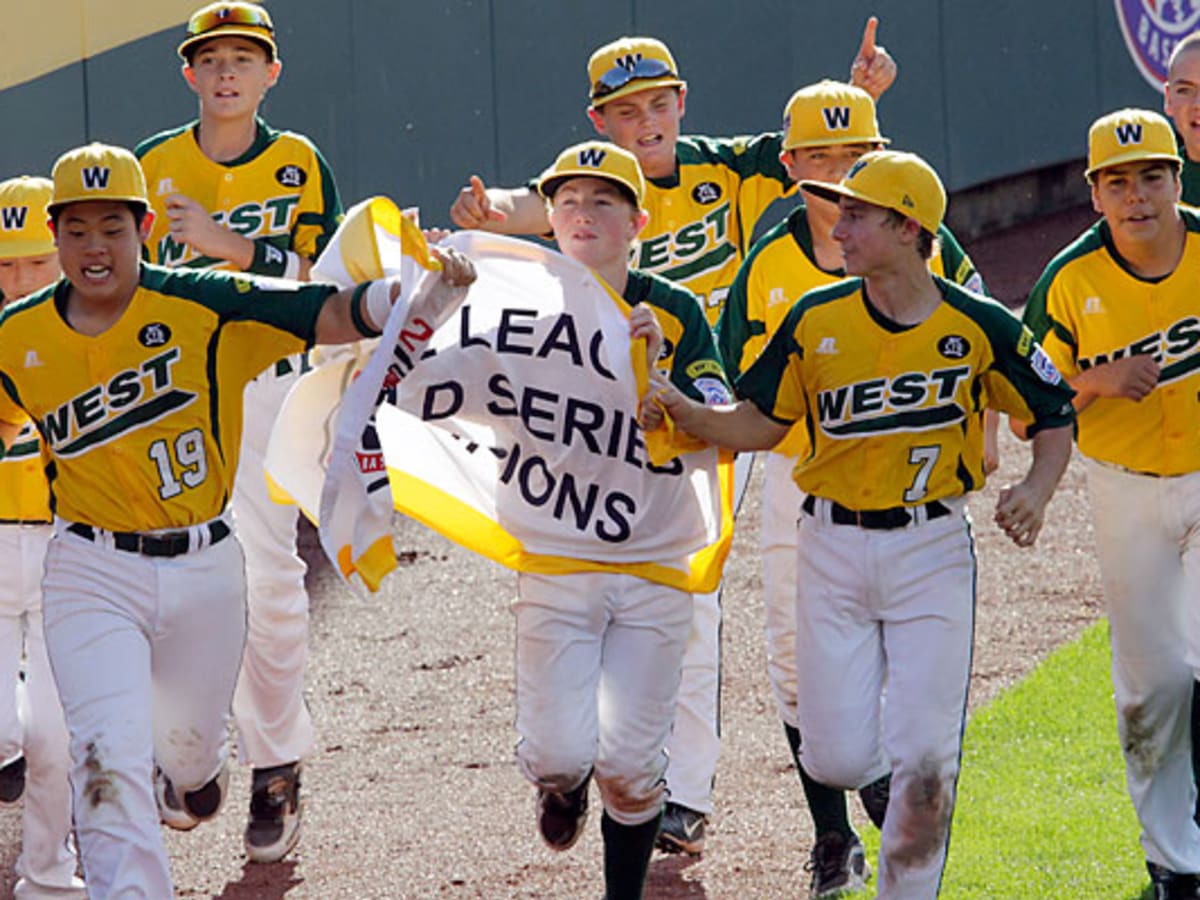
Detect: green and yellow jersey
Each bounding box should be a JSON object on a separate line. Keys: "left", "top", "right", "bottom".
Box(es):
{"left": 1023, "top": 208, "right": 1200, "bottom": 476}
{"left": 1177, "top": 136, "right": 1200, "bottom": 208}
{"left": 0, "top": 265, "right": 335, "bottom": 532}
{"left": 135, "top": 118, "right": 342, "bottom": 277}
{"left": 625, "top": 269, "right": 730, "bottom": 404}
{"left": 0, "top": 420, "right": 50, "bottom": 523}
{"left": 717, "top": 201, "right": 985, "bottom": 456}
{"left": 738, "top": 276, "right": 1074, "bottom": 508}
{"left": 634, "top": 133, "right": 792, "bottom": 325}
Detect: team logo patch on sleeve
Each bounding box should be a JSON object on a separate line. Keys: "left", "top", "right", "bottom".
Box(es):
{"left": 1030, "top": 345, "right": 1063, "bottom": 385}
{"left": 138, "top": 323, "right": 172, "bottom": 347}
{"left": 692, "top": 182, "right": 722, "bottom": 205}
{"left": 657, "top": 337, "right": 676, "bottom": 361}
{"left": 1016, "top": 326, "right": 1034, "bottom": 358}
{"left": 685, "top": 358, "right": 725, "bottom": 379}
{"left": 276, "top": 165, "right": 307, "bottom": 188}
{"left": 694, "top": 376, "right": 731, "bottom": 406}
{"left": 937, "top": 335, "right": 970, "bottom": 359}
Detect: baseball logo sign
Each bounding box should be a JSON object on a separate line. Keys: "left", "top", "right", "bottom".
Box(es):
{"left": 1114, "top": 0, "right": 1200, "bottom": 89}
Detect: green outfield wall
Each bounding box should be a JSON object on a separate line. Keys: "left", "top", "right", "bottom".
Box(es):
{"left": 0, "top": 0, "right": 1168, "bottom": 233}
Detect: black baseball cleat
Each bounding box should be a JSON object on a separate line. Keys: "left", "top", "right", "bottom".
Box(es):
{"left": 1148, "top": 861, "right": 1200, "bottom": 900}
{"left": 0, "top": 754, "right": 26, "bottom": 804}
{"left": 806, "top": 830, "right": 871, "bottom": 898}
{"left": 245, "top": 762, "right": 303, "bottom": 863}
{"left": 655, "top": 801, "right": 706, "bottom": 855}
{"left": 537, "top": 771, "right": 591, "bottom": 852}
{"left": 155, "top": 764, "right": 229, "bottom": 831}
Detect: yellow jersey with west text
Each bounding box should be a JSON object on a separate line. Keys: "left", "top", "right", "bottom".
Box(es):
{"left": 0, "top": 265, "right": 334, "bottom": 531}
{"left": 738, "top": 276, "right": 1075, "bottom": 508}
{"left": 633, "top": 134, "right": 793, "bottom": 325}
{"left": 136, "top": 118, "right": 342, "bottom": 276}
{"left": 718, "top": 202, "right": 985, "bottom": 457}
{"left": 0, "top": 420, "right": 50, "bottom": 522}
{"left": 1023, "top": 209, "right": 1200, "bottom": 476}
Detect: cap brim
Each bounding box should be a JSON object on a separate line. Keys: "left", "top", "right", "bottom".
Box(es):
{"left": 590, "top": 76, "right": 686, "bottom": 107}
{"left": 538, "top": 171, "right": 640, "bottom": 205}
{"left": 48, "top": 197, "right": 148, "bottom": 217}
{"left": 178, "top": 28, "right": 277, "bottom": 60}
{"left": 0, "top": 239, "right": 56, "bottom": 260}
{"left": 782, "top": 134, "right": 891, "bottom": 151}
{"left": 799, "top": 180, "right": 859, "bottom": 207}
{"left": 1085, "top": 150, "right": 1181, "bottom": 178}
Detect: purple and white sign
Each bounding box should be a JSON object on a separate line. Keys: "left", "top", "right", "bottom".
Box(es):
{"left": 1115, "top": 0, "right": 1200, "bottom": 89}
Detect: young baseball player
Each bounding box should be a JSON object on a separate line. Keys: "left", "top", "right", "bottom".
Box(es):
{"left": 717, "top": 81, "right": 990, "bottom": 897}
{"left": 1165, "top": 33, "right": 1200, "bottom": 207}
{"left": 134, "top": 1, "right": 343, "bottom": 863}
{"left": 450, "top": 22, "right": 896, "bottom": 853}
{"left": 648, "top": 149, "right": 1076, "bottom": 898}
{"left": 0, "top": 175, "right": 86, "bottom": 899}
{"left": 516, "top": 139, "right": 730, "bottom": 900}
{"left": 0, "top": 141, "right": 473, "bottom": 899}
{"left": 1022, "top": 109, "right": 1200, "bottom": 900}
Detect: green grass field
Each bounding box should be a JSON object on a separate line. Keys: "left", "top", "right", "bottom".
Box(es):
{"left": 861, "top": 621, "right": 1156, "bottom": 899}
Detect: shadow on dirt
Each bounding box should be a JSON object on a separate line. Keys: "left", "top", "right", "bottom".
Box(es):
{"left": 213, "top": 859, "right": 303, "bottom": 898}
{"left": 646, "top": 853, "right": 708, "bottom": 897}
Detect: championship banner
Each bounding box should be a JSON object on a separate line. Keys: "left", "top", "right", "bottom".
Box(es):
{"left": 267, "top": 210, "right": 732, "bottom": 596}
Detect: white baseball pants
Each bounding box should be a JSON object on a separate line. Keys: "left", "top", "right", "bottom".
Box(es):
{"left": 514, "top": 571, "right": 692, "bottom": 826}
{"left": 760, "top": 450, "right": 807, "bottom": 728}
{"left": 663, "top": 450, "right": 754, "bottom": 815}
{"left": 794, "top": 499, "right": 974, "bottom": 900}
{"left": 1085, "top": 459, "right": 1200, "bottom": 873}
{"left": 42, "top": 521, "right": 245, "bottom": 899}
{"left": 0, "top": 524, "right": 85, "bottom": 899}
{"left": 232, "top": 369, "right": 314, "bottom": 769}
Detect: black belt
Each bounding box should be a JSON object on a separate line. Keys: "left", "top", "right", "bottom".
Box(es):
{"left": 801, "top": 494, "right": 951, "bottom": 530}
{"left": 66, "top": 520, "right": 231, "bottom": 558}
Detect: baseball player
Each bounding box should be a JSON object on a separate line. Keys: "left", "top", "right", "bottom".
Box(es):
{"left": 1022, "top": 109, "right": 1200, "bottom": 899}
{"left": 716, "top": 81, "right": 990, "bottom": 897}
{"left": 1165, "top": 33, "right": 1200, "bottom": 208}
{"left": 517, "top": 140, "right": 730, "bottom": 900}
{"left": 0, "top": 175, "right": 86, "bottom": 899}
{"left": 450, "top": 22, "right": 896, "bottom": 853}
{"left": 648, "top": 149, "right": 1076, "bottom": 898}
{"left": 0, "top": 141, "right": 473, "bottom": 899}
{"left": 134, "top": 1, "right": 343, "bottom": 863}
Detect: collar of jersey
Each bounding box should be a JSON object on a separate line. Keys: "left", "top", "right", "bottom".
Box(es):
{"left": 188, "top": 116, "right": 278, "bottom": 168}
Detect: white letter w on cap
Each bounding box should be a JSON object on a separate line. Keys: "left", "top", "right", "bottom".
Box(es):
{"left": 1115, "top": 123, "right": 1143, "bottom": 145}
{"left": 822, "top": 107, "right": 851, "bottom": 130}
{"left": 81, "top": 167, "right": 111, "bottom": 190}
{"left": 578, "top": 147, "right": 607, "bottom": 167}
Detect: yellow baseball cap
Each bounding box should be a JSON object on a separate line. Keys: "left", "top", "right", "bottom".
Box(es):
{"left": 588, "top": 37, "right": 686, "bottom": 107}
{"left": 49, "top": 143, "right": 149, "bottom": 216}
{"left": 782, "top": 80, "right": 889, "bottom": 151}
{"left": 178, "top": 1, "right": 277, "bottom": 61}
{"left": 0, "top": 177, "right": 55, "bottom": 259}
{"left": 1086, "top": 108, "right": 1181, "bottom": 179}
{"left": 801, "top": 150, "right": 946, "bottom": 235}
{"left": 537, "top": 141, "right": 646, "bottom": 207}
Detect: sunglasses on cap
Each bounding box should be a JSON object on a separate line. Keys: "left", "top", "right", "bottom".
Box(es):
{"left": 591, "top": 57, "right": 676, "bottom": 99}
{"left": 186, "top": 3, "right": 274, "bottom": 38}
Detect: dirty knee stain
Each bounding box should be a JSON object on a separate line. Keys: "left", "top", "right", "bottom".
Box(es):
{"left": 601, "top": 773, "right": 663, "bottom": 817}
{"left": 888, "top": 762, "right": 952, "bottom": 870}
{"left": 83, "top": 741, "right": 118, "bottom": 808}
{"left": 1122, "top": 705, "right": 1160, "bottom": 779}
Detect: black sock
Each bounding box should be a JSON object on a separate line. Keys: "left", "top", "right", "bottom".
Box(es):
{"left": 784, "top": 722, "right": 852, "bottom": 839}
{"left": 602, "top": 809, "right": 662, "bottom": 900}
{"left": 1192, "top": 680, "right": 1200, "bottom": 820}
